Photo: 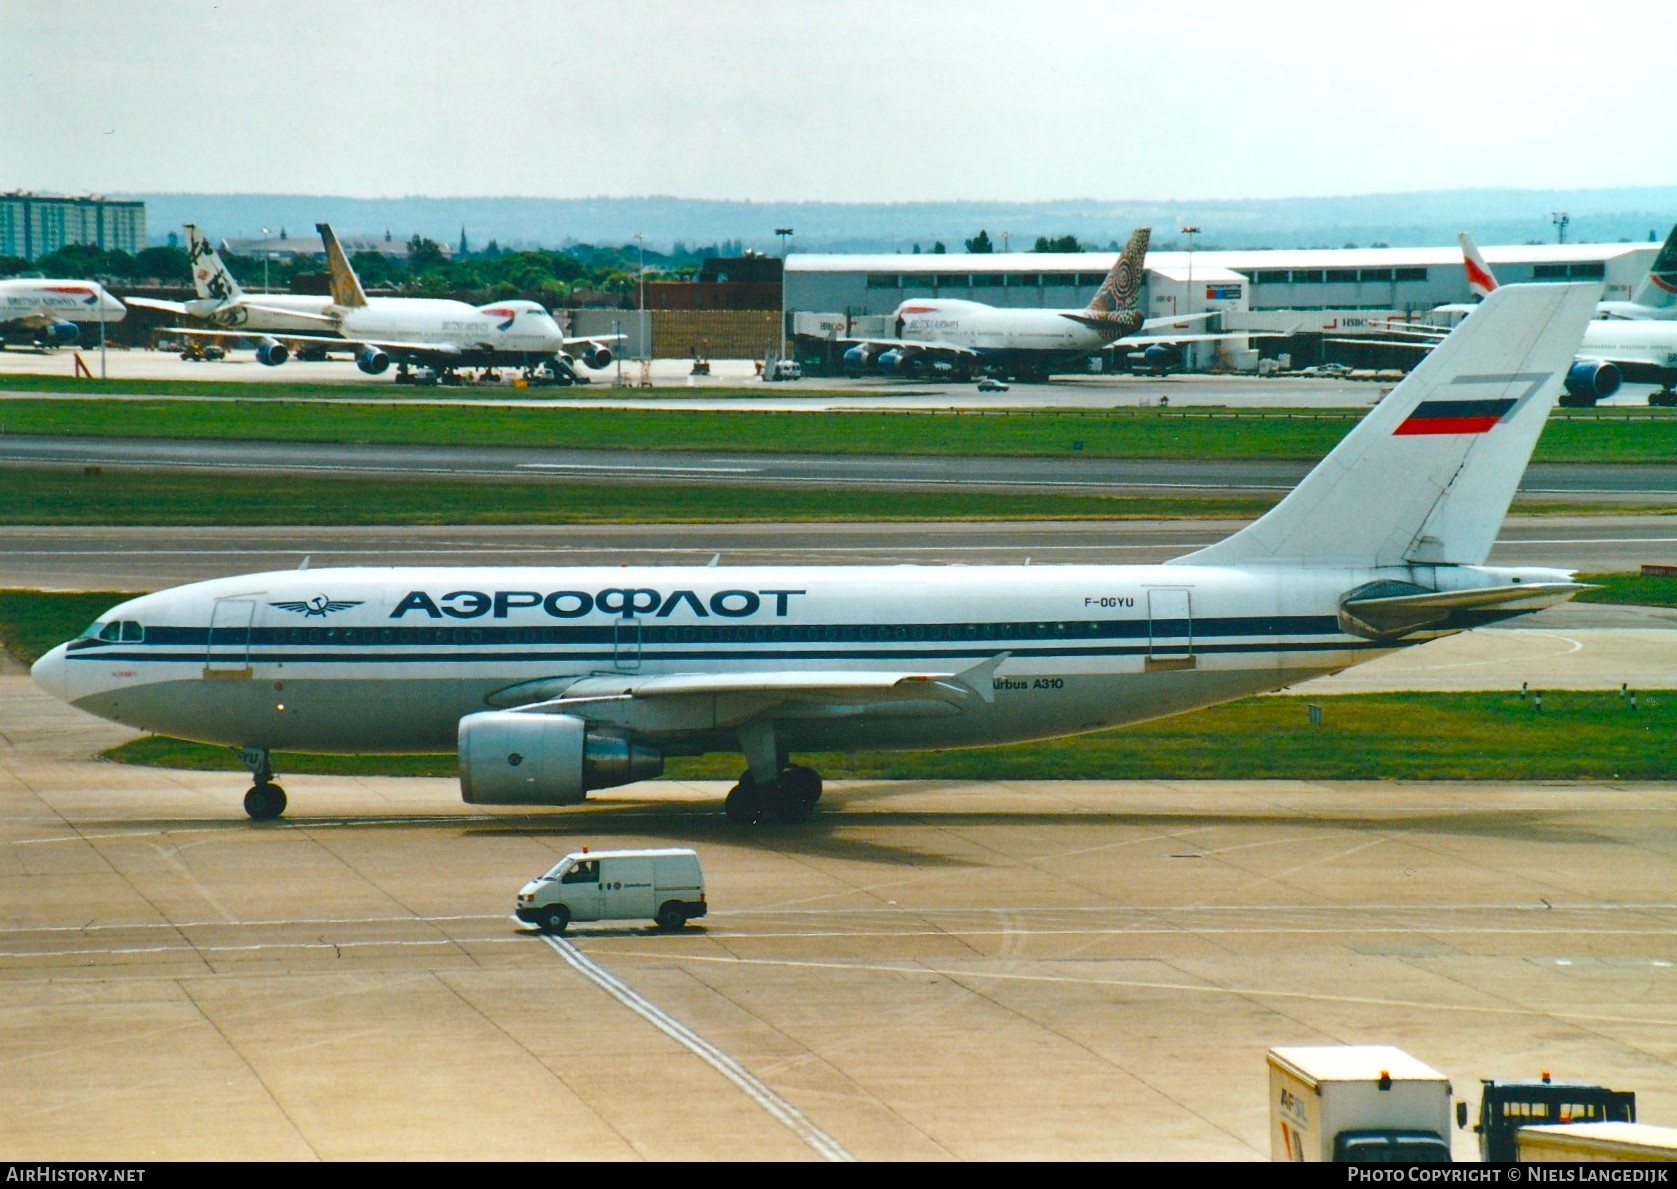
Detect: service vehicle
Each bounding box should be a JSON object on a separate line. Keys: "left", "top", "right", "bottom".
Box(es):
{"left": 516, "top": 846, "right": 706, "bottom": 933}
{"left": 1517, "top": 1121, "right": 1677, "bottom": 1162}
{"left": 766, "top": 359, "right": 802, "bottom": 381}
{"left": 1463, "top": 1074, "right": 1637, "bottom": 1162}
{"left": 1298, "top": 362, "right": 1355, "bottom": 378}
{"left": 1268, "top": 1045, "right": 1453, "bottom": 1162}
{"left": 975, "top": 377, "right": 1009, "bottom": 392}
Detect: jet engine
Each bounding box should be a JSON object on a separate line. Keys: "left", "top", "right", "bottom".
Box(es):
{"left": 456, "top": 711, "right": 663, "bottom": 806}
{"left": 842, "top": 344, "right": 873, "bottom": 375}
{"left": 1562, "top": 360, "right": 1621, "bottom": 405}
{"left": 1129, "top": 344, "right": 1181, "bottom": 376}
{"left": 36, "top": 321, "right": 79, "bottom": 346}
{"left": 356, "top": 347, "right": 391, "bottom": 375}
{"left": 580, "top": 343, "right": 612, "bottom": 369}
{"left": 876, "top": 348, "right": 906, "bottom": 375}
{"left": 254, "top": 337, "right": 290, "bottom": 367}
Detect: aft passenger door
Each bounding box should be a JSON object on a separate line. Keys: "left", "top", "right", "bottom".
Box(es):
{"left": 1145, "top": 588, "right": 1195, "bottom": 672}
{"left": 205, "top": 598, "right": 257, "bottom": 678}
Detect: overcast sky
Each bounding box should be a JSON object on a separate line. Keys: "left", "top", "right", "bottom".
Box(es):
{"left": 5, "top": 0, "right": 1674, "bottom": 204}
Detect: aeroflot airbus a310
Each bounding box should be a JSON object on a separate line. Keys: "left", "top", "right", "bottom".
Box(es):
{"left": 32, "top": 282, "right": 1600, "bottom": 824}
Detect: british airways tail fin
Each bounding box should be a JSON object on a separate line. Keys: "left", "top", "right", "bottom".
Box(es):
{"left": 1630, "top": 223, "right": 1677, "bottom": 309}
{"left": 1070, "top": 226, "right": 1148, "bottom": 334}
{"left": 1459, "top": 231, "right": 1498, "bottom": 298}
{"left": 1172, "top": 282, "right": 1600, "bottom": 570}
{"left": 185, "top": 224, "right": 245, "bottom": 305}
{"left": 316, "top": 223, "right": 368, "bottom": 309}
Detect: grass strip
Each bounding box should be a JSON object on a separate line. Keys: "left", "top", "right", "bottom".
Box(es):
{"left": 3, "top": 389, "right": 1677, "bottom": 461}
{"left": 0, "top": 466, "right": 1273, "bottom": 526}
{"left": 104, "top": 689, "right": 1677, "bottom": 783}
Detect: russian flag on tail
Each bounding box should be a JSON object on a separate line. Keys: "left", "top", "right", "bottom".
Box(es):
{"left": 1393, "top": 397, "right": 1517, "bottom": 435}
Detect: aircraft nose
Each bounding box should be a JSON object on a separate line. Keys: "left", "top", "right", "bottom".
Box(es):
{"left": 30, "top": 643, "right": 68, "bottom": 702}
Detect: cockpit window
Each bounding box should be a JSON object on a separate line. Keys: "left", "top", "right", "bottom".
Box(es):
{"left": 91, "top": 620, "right": 143, "bottom": 643}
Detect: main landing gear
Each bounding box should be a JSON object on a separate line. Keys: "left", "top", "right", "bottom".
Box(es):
{"left": 238, "top": 747, "right": 287, "bottom": 821}
{"left": 724, "top": 764, "right": 823, "bottom": 826}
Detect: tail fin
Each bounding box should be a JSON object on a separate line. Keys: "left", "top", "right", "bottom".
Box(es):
{"left": 1630, "top": 223, "right": 1677, "bottom": 309}
{"left": 1172, "top": 282, "right": 1600, "bottom": 569}
{"left": 1077, "top": 227, "right": 1148, "bottom": 333}
{"left": 316, "top": 223, "right": 368, "bottom": 309}
{"left": 184, "top": 224, "right": 244, "bottom": 304}
{"left": 1459, "top": 231, "right": 1498, "bottom": 298}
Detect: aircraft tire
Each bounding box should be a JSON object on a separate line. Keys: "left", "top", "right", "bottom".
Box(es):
{"left": 656, "top": 902, "right": 688, "bottom": 931}
{"left": 540, "top": 905, "right": 570, "bottom": 934}
{"left": 725, "top": 776, "right": 768, "bottom": 825}
{"left": 243, "top": 782, "right": 287, "bottom": 821}
{"left": 771, "top": 765, "right": 822, "bottom": 824}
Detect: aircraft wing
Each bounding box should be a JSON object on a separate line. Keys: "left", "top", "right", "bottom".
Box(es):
{"left": 1124, "top": 328, "right": 1297, "bottom": 347}
{"left": 562, "top": 333, "right": 624, "bottom": 347}
{"left": 839, "top": 336, "right": 981, "bottom": 358}
{"left": 486, "top": 655, "right": 1009, "bottom": 733}
{"left": 124, "top": 295, "right": 190, "bottom": 316}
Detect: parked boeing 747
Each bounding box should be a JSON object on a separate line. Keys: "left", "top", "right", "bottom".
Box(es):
{"left": 840, "top": 227, "right": 1269, "bottom": 381}
{"left": 32, "top": 282, "right": 1600, "bottom": 824}
{"left": 0, "top": 277, "right": 125, "bottom": 347}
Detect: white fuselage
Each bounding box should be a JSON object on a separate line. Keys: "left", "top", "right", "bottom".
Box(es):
{"left": 1579, "top": 318, "right": 1677, "bottom": 368}
{"left": 191, "top": 293, "right": 336, "bottom": 334}
{"left": 338, "top": 298, "right": 567, "bottom": 359}
{"left": 31, "top": 561, "right": 1563, "bottom": 758}
{"left": 0, "top": 279, "right": 126, "bottom": 327}
{"left": 896, "top": 299, "right": 1112, "bottom": 356}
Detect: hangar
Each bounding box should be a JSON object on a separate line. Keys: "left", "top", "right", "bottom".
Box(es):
{"left": 785, "top": 240, "right": 1660, "bottom": 373}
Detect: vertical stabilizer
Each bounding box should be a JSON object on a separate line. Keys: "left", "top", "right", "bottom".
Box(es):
{"left": 185, "top": 224, "right": 245, "bottom": 305}
{"left": 316, "top": 223, "right": 368, "bottom": 309}
{"left": 1080, "top": 226, "right": 1149, "bottom": 333}
{"left": 1459, "top": 231, "right": 1498, "bottom": 298}
{"left": 1630, "top": 223, "right": 1677, "bottom": 309}
{"left": 1171, "top": 282, "right": 1600, "bottom": 569}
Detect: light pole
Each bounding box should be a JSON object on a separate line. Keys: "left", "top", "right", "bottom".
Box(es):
{"left": 633, "top": 232, "right": 646, "bottom": 363}
{"left": 1552, "top": 212, "right": 1570, "bottom": 244}
{"left": 1181, "top": 226, "right": 1201, "bottom": 368}
{"left": 774, "top": 228, "right": 793, "bottom": 362}
{"left": 260, "top": 226, "right": 270, "bottom": 293}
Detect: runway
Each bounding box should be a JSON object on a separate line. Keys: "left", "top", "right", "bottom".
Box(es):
{"left": 4, "top": 433, "right": 1677, "bottom": 502}
{"left": 3, "top": 671, "right": 1674, "bottom": 1161}
{"left": 4, "top": 516, "right": 1677, "bottom": 591}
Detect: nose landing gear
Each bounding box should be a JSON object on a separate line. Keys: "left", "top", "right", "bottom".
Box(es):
{"left": 238, "top": 747, "right": 287, "bottom": 820}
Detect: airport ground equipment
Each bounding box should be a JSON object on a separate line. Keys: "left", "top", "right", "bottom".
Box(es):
{"left": 1516, "top": 1121, "right": 1677, "bottom": 1162}
{"left": 515, "top": 847, "right": 706, "bottom": 933}
{"left": 1464, "top": 1074, "right": 1636, "bottom": 1162}
{"left": 1268, "top": 1045, "right": 1453, "bottom": 1162}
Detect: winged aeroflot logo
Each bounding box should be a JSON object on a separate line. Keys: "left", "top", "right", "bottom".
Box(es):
{"left": 270, "top": 596, "right": 364, "bottom": 618}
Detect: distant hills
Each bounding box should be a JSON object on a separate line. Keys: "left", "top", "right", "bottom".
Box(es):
{"left": 130, "top": 187, "right": 1677, "bottom": 255}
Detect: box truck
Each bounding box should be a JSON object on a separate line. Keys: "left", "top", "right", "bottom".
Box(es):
{"left": 1268, "top": 1045, "right": 1453, "bottom": 1162}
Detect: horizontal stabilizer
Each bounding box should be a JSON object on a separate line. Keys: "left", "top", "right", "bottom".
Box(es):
{"left": 1338, "top": 580, "right": 1591, "bottom": 641}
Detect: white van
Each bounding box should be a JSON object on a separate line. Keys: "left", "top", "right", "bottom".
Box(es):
{"left": 516, "top": 847, "right": 707, "bottom": 933}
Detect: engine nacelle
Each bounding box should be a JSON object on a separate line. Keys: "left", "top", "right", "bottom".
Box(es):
{"left": 37, "top": 321, "right": 79, "bottom": 346}
{"left": 1128, "top": 344, "right": 1181, "bottom": 376}
{"left": 254, "top": 337, "right": 290, "bottom": 367}
{"left": 1564, "top": 359, "right": 1621, "bottom": 404}
{"left": 356, "top": 347, "right": 391, "bottom": 375}
{"left": 842, "top": 344, "right": 873, "bottom": 375}
{"left": 456, "top": 711, "right": 662, "bottom": 806}
{"left": 876, "top": 348, "right": 906, "bottom": 374}
{"left": 580, "top": 343, "right": 612, "bottom": 369}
